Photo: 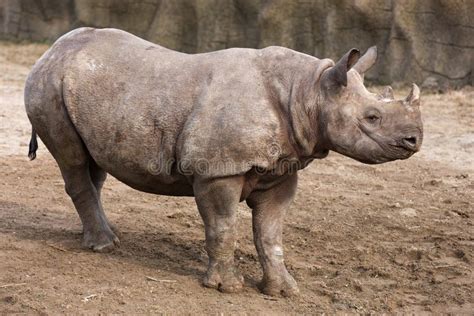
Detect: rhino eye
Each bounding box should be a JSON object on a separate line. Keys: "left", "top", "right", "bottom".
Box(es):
{"left": 365, "top": 114, "right": 380, "bottom": 124}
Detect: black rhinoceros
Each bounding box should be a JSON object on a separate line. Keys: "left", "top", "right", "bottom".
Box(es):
{"left": 25, "top": 28, "right": 422, "bottom": 296}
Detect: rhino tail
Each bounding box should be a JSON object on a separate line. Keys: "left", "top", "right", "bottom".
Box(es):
{"left": 28, "top": 128, "right": 38, "bottom": 160}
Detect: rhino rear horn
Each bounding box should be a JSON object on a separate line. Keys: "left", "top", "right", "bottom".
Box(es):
{"left": 353, "top": 46, "right": 377, "bottom": 77}
{"left": 325, "top": 48, "right": 360, "bottom": 87}
{"left": 381, "top": 85, "right": 394, "bottom": 99}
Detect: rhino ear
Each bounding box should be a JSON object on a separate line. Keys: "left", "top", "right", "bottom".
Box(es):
{"left": 405, "top": 83, "right": 420, "bottom": 106}
{"left": 324, "top": 48, "right": 360, "bottom": 87}
{"left": 353, "top": 46, "right": 377, "bottom": 77}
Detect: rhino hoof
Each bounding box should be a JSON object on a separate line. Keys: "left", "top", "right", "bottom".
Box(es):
{"left": 203, "top": 265, "right": 244, "bottom": 293}
{"left": 259, "top": 273, "right": 299, "bottom": 297}
{"left": 82, "top": 229, "right": 120, "bottom": 253}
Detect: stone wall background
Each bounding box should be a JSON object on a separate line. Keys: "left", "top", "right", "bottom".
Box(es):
{"left": 1, "top": 0, "right": 472, "bottom": 87}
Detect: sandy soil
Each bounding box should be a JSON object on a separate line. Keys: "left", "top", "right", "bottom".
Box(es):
{"left": 0, "top": 42, "right": 472, "bottom": 314}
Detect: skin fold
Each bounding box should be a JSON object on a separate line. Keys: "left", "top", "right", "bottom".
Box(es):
{"left": 24, "top": 28, "right": 423, "bottom": 296}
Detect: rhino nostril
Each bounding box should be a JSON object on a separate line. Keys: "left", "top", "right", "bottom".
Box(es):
{"left": 402, "top": 137, "right": 417, "bottom": 149}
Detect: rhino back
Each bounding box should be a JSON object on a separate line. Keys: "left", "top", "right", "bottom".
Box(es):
{"left": 38, "top": 28, "right": 298, "bottom": 187}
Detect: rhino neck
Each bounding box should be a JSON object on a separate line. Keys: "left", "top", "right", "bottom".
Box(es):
{"left": 287, "top": 68, "right": 329, "bottom": 158}
{"left": 261, "top": 48, "right": 334, "bottom": 159}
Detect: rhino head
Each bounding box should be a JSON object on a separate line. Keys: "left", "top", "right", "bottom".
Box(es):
{"left": 319, "top": 47, "right": 423, "bottom": 164}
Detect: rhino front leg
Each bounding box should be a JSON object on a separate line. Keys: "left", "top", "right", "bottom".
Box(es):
{"left": 193, "top": 176, "right": 244, "bottom": 293}
{"left": 247, "top": 173, "right": 299, "bottom": 297}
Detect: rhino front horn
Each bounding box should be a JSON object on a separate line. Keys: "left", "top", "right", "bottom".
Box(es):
{"left": 405, "top": 83, "right": 420, "bottom": 106}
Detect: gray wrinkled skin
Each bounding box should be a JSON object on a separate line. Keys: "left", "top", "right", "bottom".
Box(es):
{"left": 25, "top": 28, "right": 423, "bottom": 296}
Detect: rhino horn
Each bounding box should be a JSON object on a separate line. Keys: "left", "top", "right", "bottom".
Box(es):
{"left": 352, "top": 46, "right": 377, "bottom": 78}
{"left": 381, "top": 85, "right": 394, "bottom": 99}
{"left": 325, "top": 48, "right": 360, "bottom": 87}
{"left": 405, "top": 83, "right": 421, "bottom": 106}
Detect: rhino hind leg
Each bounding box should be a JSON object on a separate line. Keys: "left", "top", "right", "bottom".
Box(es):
{"left": 88, "top": 159, "right": 119, "bottom": 236}
{"left": 61, "top": 163, "right": 119, "bottom": 252}
{"left": 89, "top": 158, "right": 107, "bottom": 197}
{"left": 27, "top": 93, "right": 119, "bottom": 252}
{"left": 246, "top": 173, "right": 299, "bottom": 297}
{"left": 193, "top": 176, "right": 245, "bottom": 293}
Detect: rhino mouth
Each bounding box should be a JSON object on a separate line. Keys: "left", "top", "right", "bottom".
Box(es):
{"left": 388, "top": 143, "right": 416, "bottom": 158}
{"left": 355, "top": 143, "right": 413, "bottom": 164}
{"left": 357, "top": 121, "right": 420, "bottom": 161}
{"left": 365, "top": 134, "right": 416, "bottom": 162}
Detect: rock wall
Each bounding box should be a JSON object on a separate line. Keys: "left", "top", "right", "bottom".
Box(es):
{"left": 1, "top": 0, "right": 472, "bottom": 87}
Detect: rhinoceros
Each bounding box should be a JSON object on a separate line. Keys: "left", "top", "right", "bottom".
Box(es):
{"left": 25, "top": 28, "right": 422, "bottom": 296}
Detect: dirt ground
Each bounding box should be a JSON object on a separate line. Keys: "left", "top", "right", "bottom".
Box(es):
{"left": 0, "top": 42, "right": 472, "bottom": 314}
